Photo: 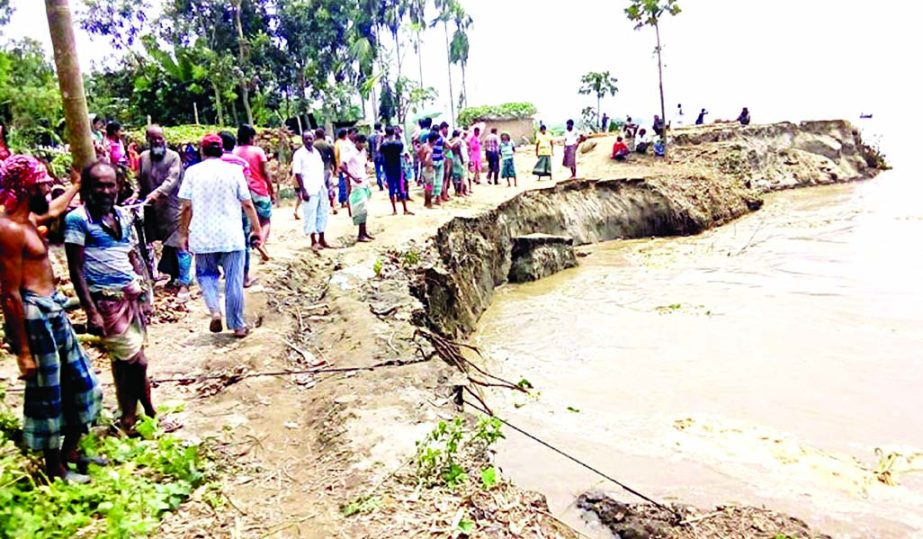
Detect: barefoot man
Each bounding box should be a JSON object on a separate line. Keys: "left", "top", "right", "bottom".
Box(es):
{"left": 66, "top": 161, "right": 157, "bottom": 434}
{"left": 0, "top": 156, "right": 103, "bottom": 483}
{"left": 292, "top": 130, "right": 331, "bottom": 251}
{"left": 341, "top": 135, "right": 374, "bottom": 243}
{"left": 379, "top": 126, "right": 413, "bottom": 215}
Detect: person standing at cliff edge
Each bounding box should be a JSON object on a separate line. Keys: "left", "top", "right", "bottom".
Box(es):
{"left": 533, "top": 125, "right": 554, "bottom": 181}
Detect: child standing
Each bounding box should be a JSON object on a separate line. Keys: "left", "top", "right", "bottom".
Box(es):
{"left": 500, "top": 133, "right": 517, "bottom": 187}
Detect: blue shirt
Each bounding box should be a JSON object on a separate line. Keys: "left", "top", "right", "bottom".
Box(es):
{"left": 64, "top": 206, "right": 140, "bottom": 292}
{"left": 431, "top": 130, "right": 445, "bottom": 162}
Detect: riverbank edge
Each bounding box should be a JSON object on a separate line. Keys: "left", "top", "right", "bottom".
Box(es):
{"left": 279, "top": 120, "right": 884, "bottom": 537}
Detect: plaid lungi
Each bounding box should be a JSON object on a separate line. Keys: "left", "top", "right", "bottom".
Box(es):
{"left": 20, "top": 290, "right": 102, "bottom": 450}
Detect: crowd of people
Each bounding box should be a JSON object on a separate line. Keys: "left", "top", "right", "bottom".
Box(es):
{"left": 0, "top": 103, "right": 760, "bottom": 483}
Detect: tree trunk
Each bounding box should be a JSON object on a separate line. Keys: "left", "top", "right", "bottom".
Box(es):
{"left": 460, "top": 62, "right": 467, "bottom": 110}
{"left": 211, "top": 81, "right": 225, "bottom": 126}
{"left": 416, "top": 34, "right": 424, "bottom": 87}
{"left": 395, "top": 32, "right": 403, "bottom": 124}
{"left": 655, "top": 21, "right": 666, "bottom": 152}
{"left": 233, "top": 1, "right": 254, "bottom": 125}
{"left": 44, "top": 0, "right": 95, "bottom": 170}
{"left": 443, "top": 21, "right": 455, "bottom": 125}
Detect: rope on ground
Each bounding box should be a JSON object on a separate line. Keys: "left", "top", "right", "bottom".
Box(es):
{"left": 414, "top": 329, "right": 527, "bottom": 394}
{"left": 460, "top": 386, "right": 680, "bottom": 520}
{"left": 2, "top": 356, "right": 434, "bottom": 393}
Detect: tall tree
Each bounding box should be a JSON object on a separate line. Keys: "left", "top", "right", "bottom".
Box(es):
{"left": 432, "top": 0, "right": 456, "bottom": 124}
{"left": 449, "top": 2, "right": 471, "bottom": 111}
{"left": 231, "top": 0, "right": 253, "bottom": 125}
{"left": 626, "top": 0, "right": 680, "bottom": 146}
{"left": 407, "top": 0, "right": 427, "bottom": 87}
{"left": 578, "top": 71, "right": 618, "bottom": 131}
{"left": 44, "top": 0, "right": 94, "bottom": 169}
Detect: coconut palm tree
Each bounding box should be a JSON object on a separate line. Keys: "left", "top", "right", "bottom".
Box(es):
{"left": 449, "top": 3, "right": 471, "bottom": 111}
{"left": 407, "top": 0, "right": 427, "bottom": 87}
{"left": 431, "top": 0, "right": 456, "bottom": 124}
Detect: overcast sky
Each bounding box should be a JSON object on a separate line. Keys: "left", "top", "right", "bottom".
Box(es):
{"left": 6, "top": 0, "right": 920, "bottom": 158}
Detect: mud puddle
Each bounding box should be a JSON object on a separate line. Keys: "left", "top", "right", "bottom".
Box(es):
{"left": 473, "top": 172, "right": 923, "bottom": 538}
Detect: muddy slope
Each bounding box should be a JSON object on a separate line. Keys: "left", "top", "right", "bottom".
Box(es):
{"left": 414, "top": 120, "right": 880, "bottom": 336}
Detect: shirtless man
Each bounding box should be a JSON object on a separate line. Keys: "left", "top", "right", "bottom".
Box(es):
{"left": 0, "top": 155, "right": 103, "bottom": 483}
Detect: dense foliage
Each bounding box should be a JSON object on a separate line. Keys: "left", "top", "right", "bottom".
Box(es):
{"left": 0, "top": 39, "right": 64, "bottom": 150}
{"left": 456, "top": 102, "right": 537, "bottom": 126}
{"left": 75, "top": 0, "right": 465, "bottom": 130}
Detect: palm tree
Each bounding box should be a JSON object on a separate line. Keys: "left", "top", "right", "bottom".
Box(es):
{"left": 432, "top": 0, "right": 456, "bottom": 124}
{"left": 449, "top": 3, "right": 471, "bottom": 111}
{"left": 578, "top": 71, "right": 618, "bottom": 132}
{"left": 407, "top": 0, "right": 427, "bottom": 87}
{"left": 44, "top": 0, "right": 94, "bottom": 169}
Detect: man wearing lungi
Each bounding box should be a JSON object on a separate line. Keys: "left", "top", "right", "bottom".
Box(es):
{"left": 65, "top": 161, "right": 156, "bottom": 434}
{"left": 0, "top": 155, "right": 103, "bottom": 483}
{"left": 341, "top": 135, "right": 375, "bottom": 243}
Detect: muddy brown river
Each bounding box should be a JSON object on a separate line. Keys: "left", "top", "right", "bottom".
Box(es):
{"left": 474, "top": 170, "right": 923, "bottom": 538}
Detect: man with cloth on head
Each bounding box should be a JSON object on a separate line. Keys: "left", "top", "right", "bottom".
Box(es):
{"left": 66, "top": 161, "right": 157, "bottom": 434}
{"left": 0, "top": 155, "right": 103, "bottom": 483}
{"left": 292, "top": 130, "right": 331, "bottom": 251}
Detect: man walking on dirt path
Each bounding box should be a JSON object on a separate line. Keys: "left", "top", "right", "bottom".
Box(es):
{"left": 340, "top": 135, "right": 374, "bottom": 242}
{"left": 380, "top": 126, "right": 413, "bottom": 216}
{"left": 0, "top": 155, "right": 103, "bottom": 483}
{"left": 313, "top": 128, "right": 338, "bottom": 217}
{"left": 293, "top": 130, "right": 331, "bottom": 251}
{"left": 563, "top": 120, "right": 582, "bottom": 179}
{"left": 533, "top": 125, "right": 554, "bottom": 181}
{"left": 179, "top": 134, "right": 263, "bottom": 338}
{"left": 138, "top": 125, "right": 190, "bottom": 300}
{"left": 65, "top": 161, "right": 157, "bottom": 435}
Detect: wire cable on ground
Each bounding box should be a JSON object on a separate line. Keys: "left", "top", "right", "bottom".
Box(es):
{"left": 460, "top": 386, "right": 679, "bottom": 518}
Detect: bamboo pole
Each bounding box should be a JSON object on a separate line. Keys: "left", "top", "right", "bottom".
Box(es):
{"left": 44, "top": 0, "right": 95, "bottom": 170}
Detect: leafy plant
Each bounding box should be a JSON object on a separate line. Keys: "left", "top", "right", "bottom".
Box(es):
{"left": 402, "top": 249, "right": 421, "bottom": 267}
{"left": 341, "top": 494, "right": 382, "bottom": 517}
{"left": 414, "top": 416, "right": 504, "bottom": 491}
{"left": 0, "top": 412, "right": 211, "bottom": 538}
{"left": 578, "top": 71, "right": 618, "bottom": 132}
{"left": 373, "top": 259, "right": 384, "bottom": 277}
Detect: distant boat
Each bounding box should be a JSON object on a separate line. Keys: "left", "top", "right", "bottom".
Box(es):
{"left": 860, "top": 113, "right": 874, "bottom": 119}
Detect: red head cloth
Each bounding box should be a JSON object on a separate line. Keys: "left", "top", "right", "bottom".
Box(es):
{"left": 0, "top": 155, "right": 51, "bottom": 211}
{"left": 200, "top": 133, "right": 223, "bottom": 151}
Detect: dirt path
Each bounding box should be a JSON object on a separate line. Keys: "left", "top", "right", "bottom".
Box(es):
{"left": 144, "top": 152, "right": 582, "bottom": 538}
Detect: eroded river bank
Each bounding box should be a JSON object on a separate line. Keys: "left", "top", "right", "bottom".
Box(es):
{"left": 475, "top": 172, "right": 923, "bottom": 538}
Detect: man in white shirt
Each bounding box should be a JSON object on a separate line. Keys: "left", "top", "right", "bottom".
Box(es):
{"left": 178, "top": 134, "right": 262, "bottom": 338}
{"left": 293, "top": 130, "right": 331, "bottom": 251}
{"left": 562, "top": 119, "right": 583, "bottom": 179}
{"left": 340, "top": 134, "right": 374, "bottom": 243}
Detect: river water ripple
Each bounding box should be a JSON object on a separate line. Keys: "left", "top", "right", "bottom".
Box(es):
{"left": 474, "top": 171, "right": 923, "bottom": 538}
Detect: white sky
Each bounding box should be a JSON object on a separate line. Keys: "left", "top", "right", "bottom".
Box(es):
{"left": 6, "top": 0, "right": 921, "bottom": 160}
